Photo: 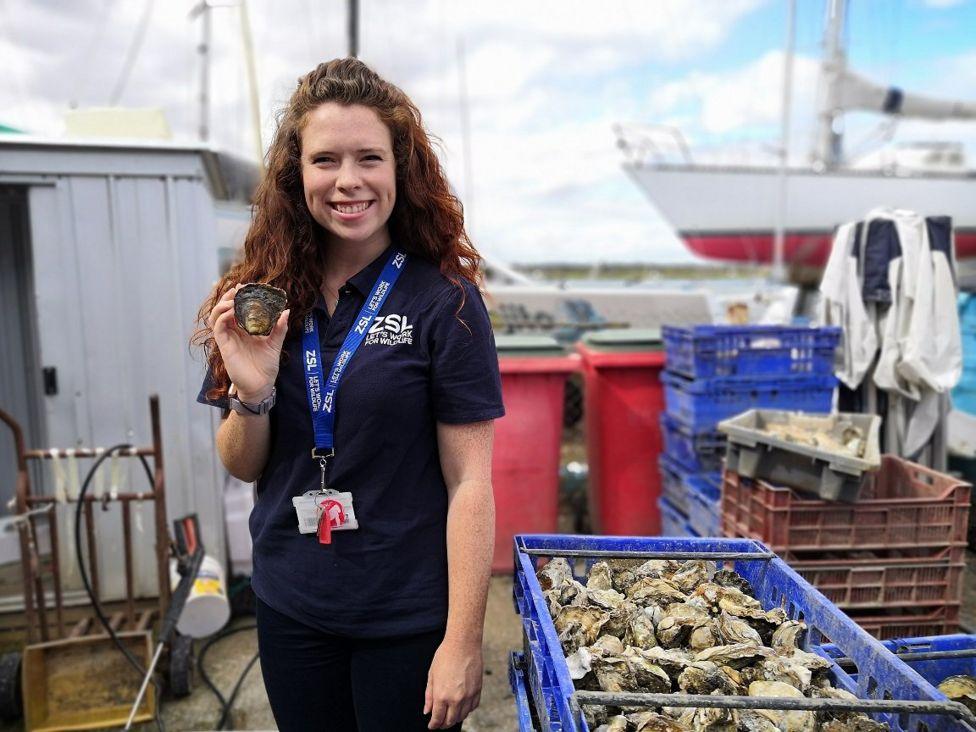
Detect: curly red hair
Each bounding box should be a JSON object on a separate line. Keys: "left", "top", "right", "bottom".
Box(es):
{"left": 193, "top": 58, "right": 482, "bottom": 401}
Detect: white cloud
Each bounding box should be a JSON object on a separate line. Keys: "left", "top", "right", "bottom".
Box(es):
{"left": 647, "top": 50, "right": 822, "bottom": 153}
{"left": 922, "top": 0, "right": 966, "bottom": 7}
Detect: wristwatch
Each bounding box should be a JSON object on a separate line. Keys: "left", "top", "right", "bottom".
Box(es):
{"left": 228, "top": 385, "right": 276, "bottom": 416}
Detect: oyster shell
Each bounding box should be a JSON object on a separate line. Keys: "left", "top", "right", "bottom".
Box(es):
{"left": 821, "top": 719, "right": 888, "bottom": 732}
{"left": 554, "top": 605, "right": 609, "bottom": 652}
{"left": 734, "top": 709, "right": 780, "bottom": 732}
{"left": 688, "top": 620, "right": 721, "bottom": 651}
{"left": 694, "top": 643, "right": 771, "bottom": 669}
{"left": 630, "top": 646, "right": 693, "bottom": 680}
{"left": 713, "top": 568, "right": 754, "bottom": 595}
{"left": 585, "top": 705, "right": 612, "bottom": 730}
{"left": 938, "top": 675, "right": 976, "bottom": 714}
{"left": 748, "top": 680, "right": 817, "bottom": 732}
{"left": 234, "top": 283, "right": 287, "bottom": 336}
{"left": 588, "top": 561, "right": 614, "bottom": 590}
{"left": 771, "top": 620, "right": 806, "bottom": 654}
{"left": 761, "top": 653, "right": 813, "bottom": 691}
{"left": 626, "top": 577, "right": 688, "bottom": 607}
{"left": 596, "top": 715, "right": 629, "bottom": 732}
{"left": 589, "top": 587, "right": 628, "bottom": 611}
{"left": 656, "top": 602, "right": 710, "bottom": 648}
{"left": 593, "top": 654, "right": 642, "bottom": 692}
{"left": 537, "top": 557, "right": 573, "bottom": 591}
{"left": 692, "top": 583, "right": 763, "bottom": 615}
{"left": 716, "top": 610, "right": 762, "bottom": 646}
{"left": 621, "top": 647, "right": 672, "bottom": 692}
{"left": 592, "top": 634, "right": 626, "bottom": 656}
{"left": 603, "top": 601, "right": 639, "bottom": 639}
{"left": 606, "top": 558, "right": 646, "bottom": 591}
{"left": 677, "top": 705, "right": 736, "bottom": 731}
{"left": 670, "top": 560, "right": 716, "bottom": 593}
{"left": 627, "top": 710, "right": 691, "bottom": 731}
{"left": 565, "top": 646, "right": 594, "bottom": 680}
{"left": 624, "top": 606, "right": 658, "bottom": 648}
{"left": 677, "top": 661, "right": 739, "bottom": 695}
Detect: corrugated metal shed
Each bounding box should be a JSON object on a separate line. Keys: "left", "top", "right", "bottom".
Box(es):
{"left": 0, "top": 135, "right": 257, "bottom": 603}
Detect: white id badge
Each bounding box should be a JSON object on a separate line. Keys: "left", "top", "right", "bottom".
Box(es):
{"left": 292, "top": 490, "right": 358, "bottom": 535}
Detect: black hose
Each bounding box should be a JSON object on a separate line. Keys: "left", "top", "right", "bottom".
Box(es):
{"left": 196, "top": 623, "right": 259, "bottom": 729}
{"left": 75, "top": 443, "right": 165, "bottom": 732}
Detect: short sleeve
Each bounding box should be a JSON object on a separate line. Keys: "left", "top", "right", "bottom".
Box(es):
{"left": 197, "top": 366, "right": 230, "bottom": 410}
{"left": 429, "top": 281, "right": 505, "bottom": 424}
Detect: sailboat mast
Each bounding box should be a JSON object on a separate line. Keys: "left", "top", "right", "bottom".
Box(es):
{"left": 815, "top": 0, "right": 847, "bottom": 169}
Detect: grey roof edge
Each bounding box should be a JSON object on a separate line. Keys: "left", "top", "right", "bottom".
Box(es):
{"left": 0, "top": 134, "right": 261, "bottom": 203}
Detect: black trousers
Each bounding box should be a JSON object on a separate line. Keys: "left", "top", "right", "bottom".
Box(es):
{"left": 255, "top": 596, "right": 463, "bottom": 732}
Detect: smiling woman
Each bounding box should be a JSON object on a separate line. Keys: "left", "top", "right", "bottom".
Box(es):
{"left": 191, "top": 59, "right": 504, "bottom": 732}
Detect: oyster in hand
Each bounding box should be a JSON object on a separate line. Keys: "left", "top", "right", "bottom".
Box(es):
{"left": 234, "top": 283, "right": 287, "bottom": 336}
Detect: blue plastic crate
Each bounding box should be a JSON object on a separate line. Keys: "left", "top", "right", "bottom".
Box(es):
{"left": 509, "top": 652, "right": 538, "bottom": 732}
{"left": 662, "top": 324, "right": 841, "bottom": 379}
{"left": 658, "top": 496, "right": 697, "bottom": 537}
{"left": 658, "top": 455, "right": 689, "bottom": 514}
{"left": 662, "top": 370, "right": 837, "bottom": 432}
{"left": 513, "top": 534, "right": 955, "bottom": 732}
{"left": 685, "top": 472, "right": 722, "bottom": 538}
{"left": 660, "top": 412, "right": 726, "bottom": 473}
{"left": 819, "top": 634, "right": 976, "bottom": 697}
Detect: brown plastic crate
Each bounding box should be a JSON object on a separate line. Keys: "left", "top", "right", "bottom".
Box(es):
{"left": 721, "top": 455, "right": 971, "bottom": 550}
{"left": 788, "top": 546, "right": 964, "bottom": 609}
{"left": 844, "top": 604, "right": 960, "bottom": 641}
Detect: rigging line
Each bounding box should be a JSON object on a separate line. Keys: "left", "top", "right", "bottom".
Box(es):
{"left": 108, "top": 0, "right": 155, "bottom": 105}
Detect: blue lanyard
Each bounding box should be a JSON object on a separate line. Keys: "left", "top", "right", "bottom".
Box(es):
{"left": 302, "top": 249, "right": 407, "bottom": 459}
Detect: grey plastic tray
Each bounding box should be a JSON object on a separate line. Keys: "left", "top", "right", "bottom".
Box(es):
{"left": 718, "top": 409, "right": 882, "bottom": 502}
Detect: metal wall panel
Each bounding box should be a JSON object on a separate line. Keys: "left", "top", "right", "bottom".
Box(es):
{"left": 22, "top": 155, "right": 227, "bottom": 604}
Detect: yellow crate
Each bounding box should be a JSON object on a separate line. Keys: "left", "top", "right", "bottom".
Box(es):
{"left": 23, "top": 630, "right": 155, "bottom": 732}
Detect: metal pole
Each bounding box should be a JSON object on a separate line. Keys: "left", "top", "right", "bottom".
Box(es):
{"left": 772, "top": 0, "right": 795, "bottom": 282}
{"left": 456, "top": 37, "right": 475, "bottom": 238}
{"left": 238, "top": 0, "right": 264, "bottom": 171}
{"left": 815, "top": 0, "right": 847, "bottom": 168}
{"left": 348, "top": 0, "right": 359, "bottom": 58}
{"left": 199, "top": 4, "right": 211, "bottom": 142}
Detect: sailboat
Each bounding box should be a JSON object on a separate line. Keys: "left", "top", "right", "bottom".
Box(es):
{"left": 617, "top": 0, "right": 976, "bottom": 268}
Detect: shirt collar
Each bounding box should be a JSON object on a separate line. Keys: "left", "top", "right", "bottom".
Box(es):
{"left": 310, "top": 245, "right": 395, "bottom": 314}
{"left": 345, "top": 244, "right": 395, "bottom": 296}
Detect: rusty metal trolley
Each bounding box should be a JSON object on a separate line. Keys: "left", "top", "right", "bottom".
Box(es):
{"left": 0, "top": 395, "right": 194, "bottom": 730}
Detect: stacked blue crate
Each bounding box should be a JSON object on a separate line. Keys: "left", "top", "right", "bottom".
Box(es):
{"left": 659, "top": 324, "right": 841, "bottom": 537}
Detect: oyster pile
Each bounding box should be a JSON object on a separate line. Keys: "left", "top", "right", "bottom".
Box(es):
{"left": 234, "top": 283, "right": 288, "bottom": 336}
{"left": 537, "top": 557, "right": 885, "bottom": 732}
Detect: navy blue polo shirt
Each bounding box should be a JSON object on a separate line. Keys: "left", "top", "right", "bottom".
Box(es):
{"left": 198, "top": 248, "right": 504, "bottom": 637}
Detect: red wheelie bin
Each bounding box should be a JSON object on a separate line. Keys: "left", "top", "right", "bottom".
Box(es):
{"left": 492, "top": 335, "right": 578, "bottom": 573}
{"left": 577, "top": 329, "right": 666, "bottom": 535}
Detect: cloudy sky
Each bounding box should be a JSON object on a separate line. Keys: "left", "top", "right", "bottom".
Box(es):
{"left": 2, "top": 0, "right": 975, "bottom": 264}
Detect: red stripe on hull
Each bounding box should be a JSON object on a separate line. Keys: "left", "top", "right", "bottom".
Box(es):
{"left": 683, "top": 231, "right": 976, "bottom": 267}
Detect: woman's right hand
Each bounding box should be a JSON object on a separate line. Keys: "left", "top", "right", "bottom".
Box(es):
{"left": 208, "top": 284, "right": 290, "bottom": 402}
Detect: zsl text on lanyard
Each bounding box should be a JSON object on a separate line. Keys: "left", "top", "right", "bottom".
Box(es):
{"left": 295, "top": 248, "right": 407, "bottom": 544}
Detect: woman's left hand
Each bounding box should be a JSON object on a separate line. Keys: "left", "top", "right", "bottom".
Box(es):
{"left": 424, "top": 637, "right": 483, "bottom": 729}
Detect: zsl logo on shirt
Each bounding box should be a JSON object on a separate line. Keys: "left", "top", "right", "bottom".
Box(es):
{"left": 365, "top": 314, "right": 413, "bottom": 346}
